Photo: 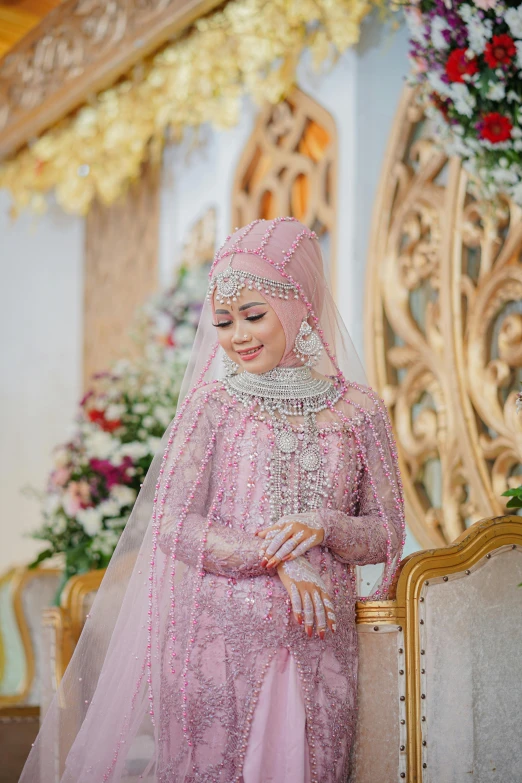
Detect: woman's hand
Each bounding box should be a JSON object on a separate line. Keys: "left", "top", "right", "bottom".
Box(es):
{"left": 277, "top": 556, "right": 336, "bottom": 639}
{"left": 256, "top": 516, "right": 324, "bottom": 569}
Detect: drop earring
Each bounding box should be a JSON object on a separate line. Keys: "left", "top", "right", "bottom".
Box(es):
{"left": 293, "top": 319, "right": 323, "bottom": 368}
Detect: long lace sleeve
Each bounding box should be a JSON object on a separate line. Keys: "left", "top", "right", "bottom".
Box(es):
{"left": 291, "top": 402, "right": 404, "bottom": 567}
{"left": 157, "top": 386, "right": 267, "bottom": 578}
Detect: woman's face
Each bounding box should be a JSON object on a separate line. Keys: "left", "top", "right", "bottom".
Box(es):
{"left": 212, "top": 287, "right": 286, "bottom": 373}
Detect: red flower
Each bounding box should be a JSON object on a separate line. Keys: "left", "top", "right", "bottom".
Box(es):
{"left": 478, "top": 112, "right": 512, "bottom": 143}
{"left": 430, "top": 93, "right": 450, "bottom": 121}
{"left": 445, "top": 48, "right": 478, "bottom": 83}
{"left": 484, "top": 34, "right": 516, "bottom": 69}
{"left": 88, "top": 408, "right": 122, "bottom": 432}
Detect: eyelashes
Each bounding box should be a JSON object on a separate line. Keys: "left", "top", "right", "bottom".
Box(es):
{"left": 213, "top": 313, "right": 267, "bottom": 328}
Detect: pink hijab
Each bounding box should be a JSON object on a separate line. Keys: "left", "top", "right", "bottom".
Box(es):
{"left": 210, "top": 219, "right": 325, "bottom": 368}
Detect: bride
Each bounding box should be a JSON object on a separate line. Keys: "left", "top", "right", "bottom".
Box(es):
{"left": 20, "top": 217, "right": 404, "bottom": 782}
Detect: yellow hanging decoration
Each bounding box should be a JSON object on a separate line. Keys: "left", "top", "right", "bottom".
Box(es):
{"left": 0, "top": 0, "right": 380, "bottom": 216}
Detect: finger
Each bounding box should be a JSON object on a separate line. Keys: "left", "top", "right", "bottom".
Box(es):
{"left": 303, "top": 591, "right": 314, "bottom": 638}
{"left": 313, "top": 590, "right": 327, "bottom": 640}
{"left": 256, "top": 524, "right": 282, "bottom": 539}
{"left": 265, "top": 530, "right": 305, "bottom": 568}
{"left": 283, "top": 534, "right": 318, "bottom": 561}
{"left": 264, "top": 524, "right": 293, "bottom": 558}
{"left": 290, "top": 583, "right": 303, "bottom": 625}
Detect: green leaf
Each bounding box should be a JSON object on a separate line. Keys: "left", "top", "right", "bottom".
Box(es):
{"left": 505, "top": 497, "right": 522, "bottom": 509}
{"left": 501, "top": 488, "right": 522, "bottom": 498}
{"left": 27, "top": 549, "right": 55, "bottom": 569}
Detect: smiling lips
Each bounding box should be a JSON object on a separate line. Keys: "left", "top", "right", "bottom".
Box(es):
{"left": 236, "top": 345, "right": 264, "bottom": 360}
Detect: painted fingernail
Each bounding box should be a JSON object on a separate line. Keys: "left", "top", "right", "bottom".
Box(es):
{"left": 319, "top": 629, "right": 325, "bottom": 640}
{"left": 260, "top": 558, "right": 268, "bottom": 568}
{"left": 306, "top": 627, "right": 312, "bottom": 638}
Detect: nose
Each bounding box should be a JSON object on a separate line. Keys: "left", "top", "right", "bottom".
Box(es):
{"left": 232, "top": 320, "right": 251, "bottom": 344}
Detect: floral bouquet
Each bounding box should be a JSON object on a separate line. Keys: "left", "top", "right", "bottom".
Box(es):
{"left": 133, "top": 261, "right": 210, "bottom": 365}
{"left": 29, "top": 261, "right": 210, "bottom": 599}
{"left": 30, "top": 357, "right": 186, "bottom": 597}
{"left": 405, "top": 0, "right": 522, "bottom": 204}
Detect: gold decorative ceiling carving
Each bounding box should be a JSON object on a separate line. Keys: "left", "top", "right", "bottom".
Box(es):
{"left": 0, "top": 0, "right": 223, "bottom": 160}
{"left": 0, "top": 1, "right": 62, "bottom": 60}
{"left": 365, "top": 87, "right": 522, "bottom": 549}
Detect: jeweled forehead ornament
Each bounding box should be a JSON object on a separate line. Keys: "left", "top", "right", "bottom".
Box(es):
{"left": 206, "top": 254, "right": 299, "bottom": 306}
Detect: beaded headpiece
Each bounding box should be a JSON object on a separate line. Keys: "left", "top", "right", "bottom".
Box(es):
{"left": 206, "top": 217, "right": 318, "bottom": 305}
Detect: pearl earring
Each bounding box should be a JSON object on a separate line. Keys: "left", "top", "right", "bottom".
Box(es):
{"left": 293, "top": 319, "right": 322, "bottom": 368}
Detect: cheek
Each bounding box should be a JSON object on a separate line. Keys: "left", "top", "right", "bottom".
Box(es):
{"left": 258, "top": 314, "right": 286, "bottom": 352}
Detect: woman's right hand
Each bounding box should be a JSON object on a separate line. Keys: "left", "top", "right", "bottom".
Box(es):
{"left": 277, "top": 556, "right": 336, "bottom": 640}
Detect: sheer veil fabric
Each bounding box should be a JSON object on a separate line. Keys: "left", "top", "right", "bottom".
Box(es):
{"left": 20, "top": 218, "right": 405, "bottom": 782}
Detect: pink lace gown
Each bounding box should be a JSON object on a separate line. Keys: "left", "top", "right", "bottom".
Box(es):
{"left": 157, "top": 382, "right": 403, "bottom": 783}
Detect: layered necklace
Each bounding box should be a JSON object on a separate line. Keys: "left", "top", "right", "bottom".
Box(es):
{"left": 223, "top": 366, "right": 343, "bottom": 521}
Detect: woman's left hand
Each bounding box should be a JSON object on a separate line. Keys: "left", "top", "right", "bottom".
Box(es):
{"left": 255, "top": 516, "right": 324, "bottom": 569}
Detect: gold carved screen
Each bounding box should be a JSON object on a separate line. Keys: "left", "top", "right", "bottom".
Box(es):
{"left": 365, "top": 87, "right": 522, "bottom": 549}
{"left": 232, "top": 87, "right": 337, "bottom": 288}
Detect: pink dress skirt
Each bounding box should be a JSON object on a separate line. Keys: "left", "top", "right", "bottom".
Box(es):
{"left": 243, "top": 648, "right": 311, "bottom": 783}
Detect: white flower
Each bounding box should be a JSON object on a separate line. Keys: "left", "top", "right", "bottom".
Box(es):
{"left": 487, "top": 81, "right": 506, "bottom": 101}
{"left": 133, "top": 403, "right": 148, "bottom": 414}
{"left": 431, "top": 17, "right": 450, "bottom": 50}
{"left": 153, "top": 405, "right": 173, "bottom": 427}
{"left": 91, "top": 529, "right": 119, "bottom": 556}
{"left": 110, "top": 484, "right": 137, "bottom": 507}
{"left": 451, "top": 83, "right": 476, "bottom": 118}
{"left": 77, "top": 507, "right": 103, "bottom": 536}
{"left": 174, "top": 323, "right": 196, "bottom": 347}
{"left": 147, "top": 436, "right": 162, "bottom": 453}
{"left": 84, "top": 430, "right": 118, "bottom": 460}
{"left": 116, "top": 441, "right": 151, "bottom": 460}
{"left": 511, "top": 181, "right": 522, "bottom": 205}
{"left": 105, "top": 404, "right": 125, "bottom": 420}
{"left": 506, "top": 7, "right": 522, "bottom": 39}
{"left": 507, "top": 90, "right": 522, "bottom": 103}
{"left": 426, "top": 71, "right": 454, "bottom": 99}
{"left": 44, "top": 494, "right": 62, "bottom": 516}
{"left": 515, "top": 41, "right": 522, "bottom": 70}
{"left": 142, "top": 415, "right": 155, "bottom": 429}
{"left": 98, "top": 498, "right": 121, "bottom": 517}
{"left": 405, "top": 8, "right": 426, "bottom": 44}
{"left": 460, "top": 5, "right": 492, "bottom": 55}
{"left": 491, "top": 167, "right": 518, "bottom": 186}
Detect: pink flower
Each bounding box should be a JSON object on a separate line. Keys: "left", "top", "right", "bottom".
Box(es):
{"left": 473, "top": 0, "right": 497, "bottom": 9}
{"left": 51, "top": 467, "right": 71, "bottom": 488}
{"left": 89, "top": 456, "right": 134, "bottom": 489}
{"left": 63, "top": 480, "right": 91, "bottom": 516}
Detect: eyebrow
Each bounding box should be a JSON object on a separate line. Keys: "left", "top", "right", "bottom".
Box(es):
{"left": 215, "top": 301, "right": 266, "bottom": 314}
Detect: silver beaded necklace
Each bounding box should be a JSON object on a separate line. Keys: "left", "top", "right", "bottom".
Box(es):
{"left": 224, "top": 366, "right": 343, "bottom": 521}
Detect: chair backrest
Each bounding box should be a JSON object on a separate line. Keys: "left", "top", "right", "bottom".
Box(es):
{"left": 0, "top": 566, "right": 61, "bottom": 709}
{"left": 353, "top": 515, "right": 522, "bottom": 782}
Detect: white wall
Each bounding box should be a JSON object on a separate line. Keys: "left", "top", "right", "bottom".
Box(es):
{"left": 0, "top": 193, "right": 84, "bottom": 572}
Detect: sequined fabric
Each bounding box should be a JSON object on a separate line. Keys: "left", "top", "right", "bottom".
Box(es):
{"left": 154, "top": 380, "right": 404, "bottom": 782}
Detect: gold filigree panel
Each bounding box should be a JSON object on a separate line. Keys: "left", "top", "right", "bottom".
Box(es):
{"left": 366, "top": 87, "right": 522, "bottom": 549}
{"left": 0, "top": 0, "right": 222, "bottom": 159}
{"left": 83, "top": 159, "right": 159, "bottom": 385}
{"left": 232, "top": 87, "right": 338, "bottom": 289}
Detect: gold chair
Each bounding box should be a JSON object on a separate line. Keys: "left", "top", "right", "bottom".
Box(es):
{"left": 353, "top": 515, "right": 522, "bottom": 782}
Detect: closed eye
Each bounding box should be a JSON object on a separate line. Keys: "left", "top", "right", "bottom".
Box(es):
{"left": 213, "top": 312, "right": 266, "bottom": 328}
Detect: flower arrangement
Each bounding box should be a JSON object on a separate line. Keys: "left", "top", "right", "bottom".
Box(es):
{"left": 405, "top": 0, "right": 522, "bottom": 204}
{"left": 29, "top": 261, "right": 209, "bottom": 598}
